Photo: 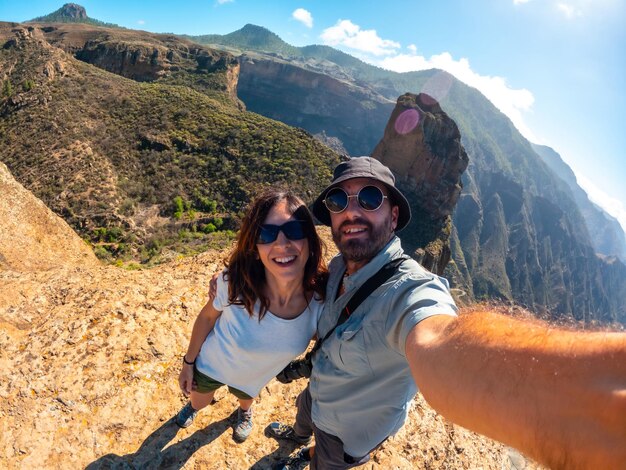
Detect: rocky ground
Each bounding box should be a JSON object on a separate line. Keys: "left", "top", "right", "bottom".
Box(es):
{"left": 0, "top": 162, "right": 539, "bottom": 469}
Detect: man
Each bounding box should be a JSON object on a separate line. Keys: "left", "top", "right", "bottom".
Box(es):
{"left": 267, "top": 157, "right": 626, "bottom": 470}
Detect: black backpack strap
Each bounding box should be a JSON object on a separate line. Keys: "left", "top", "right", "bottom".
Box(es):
{"left": 311, "top": 256, "right": 409, "bottom": 355}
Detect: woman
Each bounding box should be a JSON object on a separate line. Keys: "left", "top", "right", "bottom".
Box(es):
{"left": 176, "top": 190, "right": 326, "bottom": 443}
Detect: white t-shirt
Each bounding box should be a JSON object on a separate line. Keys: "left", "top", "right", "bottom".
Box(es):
{"left": 195, "top": 271, "right": 323, "bottom": 397}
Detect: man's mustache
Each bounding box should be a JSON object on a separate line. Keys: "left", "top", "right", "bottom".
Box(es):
{"left": 337, "top": 218, "right": 373, "bottom": 234}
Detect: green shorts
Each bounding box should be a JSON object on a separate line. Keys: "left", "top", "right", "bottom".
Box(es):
{"left": 193, "top": 367, "right": 253, "bottom": 400}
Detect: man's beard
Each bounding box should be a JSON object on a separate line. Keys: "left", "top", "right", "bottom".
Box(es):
{"left": 332, "top": 215, "right": 394, "bottom": 263}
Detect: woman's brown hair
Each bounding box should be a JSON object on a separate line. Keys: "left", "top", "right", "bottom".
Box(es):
{"left": 226, "top": 190, "right": 327, "bottom": 319}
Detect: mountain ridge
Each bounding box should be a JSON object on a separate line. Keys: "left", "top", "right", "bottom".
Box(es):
{"left": 532, "top": 143, "right": 626, "bottom": 262}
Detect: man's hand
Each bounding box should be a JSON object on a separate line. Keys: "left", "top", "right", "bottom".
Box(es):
{"left": 207, "top": 272, "right": 219, "bottom": 300}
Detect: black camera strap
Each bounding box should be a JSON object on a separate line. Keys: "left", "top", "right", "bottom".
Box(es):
{"left": 310, "top": 256, "right": 409, "bottom": 356}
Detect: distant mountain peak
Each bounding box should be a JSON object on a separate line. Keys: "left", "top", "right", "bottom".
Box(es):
{"left": 240, "top": 23, "right": 272, "bottom": 33}
{"left": 57, "top": 3, "right": 87, "bottom": 19}
{"left": 31, "top": 3, "right": 87, "bottom": 21}
{"left": 185, "top": 23, "right": 298, "bottom": 56}
{"left": 226, "top": 24, "right": 290, "bottom": 48}
{"left": 27, "top": 3, "right": 118, "bottom": 27}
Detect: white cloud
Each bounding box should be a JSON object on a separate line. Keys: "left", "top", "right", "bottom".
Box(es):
{"left": 575, "top": 172, "right": 626, "bottom": 234}
{"left": 292, "top": 8, "right": 313, "bottom": 28}
{"left": 379, "top": 52, "right": 538, "bottom": 141}
{"left": 515, "top": 0, "right": 590, "bottom": 18}
{"left": 137, "top": 20, "right": 145, "bottom": 25}
{"left": 557, "top": 2, "right": 583, "bottom": 18}
{"left": 407, "top": 44, "right": 417, "bottom": 54}
{"left": 321, "top": 20, "right": 400, "bottom": 56}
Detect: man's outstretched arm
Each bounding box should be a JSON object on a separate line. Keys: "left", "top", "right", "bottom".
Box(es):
{"left": 406, "top": 310, "right": 626, "bottom": 470}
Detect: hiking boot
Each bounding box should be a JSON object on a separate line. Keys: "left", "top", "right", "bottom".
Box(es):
{"left": 175, "top": 402, "right": 198, "bottom": 428}
{"left": 273, "top": 447, "right": 311, "bottom": 470}
{"left": 233, "top": 407, "right": 254, "bottom": 442}
{"left": 265, "top": 422, "right": 312, "bottom": 446}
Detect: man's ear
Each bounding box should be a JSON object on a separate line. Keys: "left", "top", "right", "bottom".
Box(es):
{"left": 391, "top": 205, "right": 399, "bottom": 231}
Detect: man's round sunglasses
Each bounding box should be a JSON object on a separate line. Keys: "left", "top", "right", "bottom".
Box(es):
{"left": 257, "top": 220, "right": 308, "bottom": 244}
{"left": 323, "top": 185, "right": 388, "bottom": 214}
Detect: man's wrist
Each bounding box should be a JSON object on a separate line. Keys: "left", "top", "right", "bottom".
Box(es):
{"left": 182, "top": 355, "right": 196, "bottom": 366}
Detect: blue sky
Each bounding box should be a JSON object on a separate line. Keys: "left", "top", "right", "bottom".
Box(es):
{"left": 2, "top": 0, "right": 625, "bottom": 231}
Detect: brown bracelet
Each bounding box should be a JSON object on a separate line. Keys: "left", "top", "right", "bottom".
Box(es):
{"left": 182, "top": 355, "right": 195, "bottom": 366}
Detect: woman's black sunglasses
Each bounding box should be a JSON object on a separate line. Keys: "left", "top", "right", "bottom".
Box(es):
{"left": 323, "top": 185, "right": 388, "bottom": 214}
{"left": 257, "top": 220, "right": 308, "bottom": 244}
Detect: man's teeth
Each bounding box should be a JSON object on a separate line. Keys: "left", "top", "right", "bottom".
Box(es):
{"left": 275, "top": 256, "right": 296, "bottom": 264}
{"left": 345, "top": 227, "right": 366, "bottom": 234}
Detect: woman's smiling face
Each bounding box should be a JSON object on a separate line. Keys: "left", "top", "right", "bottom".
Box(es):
{"left": 256, "top": 199, "right": 309, "bottom": 285}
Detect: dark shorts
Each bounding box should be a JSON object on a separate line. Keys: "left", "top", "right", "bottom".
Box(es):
{"left": 193, "top": 367, "right": 253, "bottom": 400}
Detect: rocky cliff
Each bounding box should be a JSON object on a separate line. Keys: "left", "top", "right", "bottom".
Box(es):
{"left": 0, "top": 164, "right": 536, "bottom": 470}
{"left": 0, "top": 162, "right": 96, "bottom": 272}
{"left": 29, "top": 23, "right": 242, "bottom": 104}
{"left": 372, "top": 93, "right": 468, "bottom": 274}
{"left": 236, "top": 55, "right": 394, "bottom": 156}
{"left": 532, "top": 143, "right": 626, "bottom": 262}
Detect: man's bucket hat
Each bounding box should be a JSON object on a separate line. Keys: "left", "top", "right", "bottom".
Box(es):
{"left": 312, "top": 156, "right": 411, "bottom": 231}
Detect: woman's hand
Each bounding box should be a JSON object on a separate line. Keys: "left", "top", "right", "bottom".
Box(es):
{"left": 179, "top": 293, "right": 223, "bottom": 396}
{"left": 179, "top": 361, "right": 195, "bottom": 396}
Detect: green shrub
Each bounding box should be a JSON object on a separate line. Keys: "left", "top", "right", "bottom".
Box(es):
{"left": 202, "top": 223, "right": 217, "bottom": 233}
{"left": 173, "top": 195, "right": 184, "bottom": 219}
{"left": 22, "top": 80, "right": 35, "bottom": 92}
{"left": 196, "top": 195, "right": 218, "bottom": 213}
{"left": 106, "top": 227, "right": 124, "bottom": 243}
{"left": 2, "top": 80, "right": 13, "bottom": 98}
{"left": 93, "top": 245, "right": 111, "bottom": 260}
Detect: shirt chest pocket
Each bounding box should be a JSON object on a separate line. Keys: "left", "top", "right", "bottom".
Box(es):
{"left": 334, "top": 325, "right": 374, "bottom": 377}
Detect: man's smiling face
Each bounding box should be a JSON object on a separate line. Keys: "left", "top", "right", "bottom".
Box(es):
{"left": 329, "top": 177, "right": 399, "bottom": 268}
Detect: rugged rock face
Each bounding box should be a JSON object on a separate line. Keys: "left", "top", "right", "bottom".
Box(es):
{"left": 0, "top": 166, "right": 536, "bottom": 469}
{"left": 56, "top": 3, "right": 87, "bottom": 19}
{"left": 237, "top": 55, "right": 395, "bottom": 156}
{"left": 454, "top": 168, "right": 626, "bottom": 324}
{"left": 372, "top": 93, "right": 469, "bottom": 275}
{"left": 75, "top": 38, "right": 238, "bottom": 88}
{"left": 0, "top": 162, "right": 97, "bottom": 272}
{"left": 31, "top": 23, "right": 241, "bottom": 103}
{"left": 373, "top": 93, "right": 468, "bottom": 218}
{"left": 532, "top": 143, "right": 626, "bottom": 262}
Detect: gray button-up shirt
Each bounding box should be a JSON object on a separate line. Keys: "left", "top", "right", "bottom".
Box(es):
{"left": 309, "top": 236, "right": 458, "bottom": 457}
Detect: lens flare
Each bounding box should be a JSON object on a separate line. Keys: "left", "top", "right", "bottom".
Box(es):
{"left": 421, "top": 71, "right": 453, "bottom": 104}
{"left": 394, "top": 108, "right": 420, "bottom": 135}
